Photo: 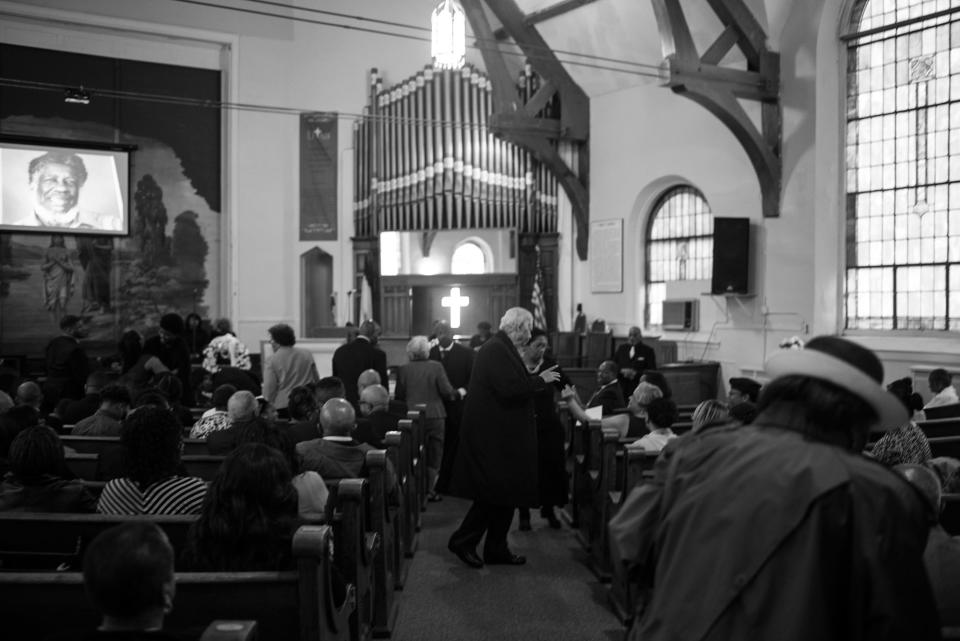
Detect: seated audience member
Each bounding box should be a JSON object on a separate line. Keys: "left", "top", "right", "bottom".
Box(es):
{"left": 72, "top": 385, "right": 132, "bottom": 437}
{"left": 728, "top": 377, "right": 762, "bottom": 405}
{"left": 585, "top": 360, "right": 626, "bottom": 416}
{"left": 0, "top": 390, "right": 12, "bottom": 415}
{"left": 120, "top": 338, "right": 170, "bottom": 395}
{"left": 356, "top": 384, "right": 398, "bottom": 448}
{"left": 894, "top": 463, "right": 960, "bottom": 627}
{"left": 54, "top": 370, "right": 109, "bottom": 427}
{"left": 206, "top": 390, "right": 260, "bottom": 455}
{"left": 0, "top": 425, "right": 96, "bottom": 512}
{"left": 691, "top": 399, "right": 730, "bottom": 434}
{"left": 202, "top": 317, "right": 251, "bottom": 373}
{"left": 564, "top": 380, "right": 662, "bottom": 439}
{"left": 188, "top": 383, "right": 236, "bottom": 439}
{"left": 925, "top": 368, "right": 958, "bottom": 410}
{"left": 639, "top": 370, "right": 673, "bottom": 400}
{"left": 728, "top": 401, "right": 758, "bottom": 426}
{"left": 358, "top": 368, "right": 407, "bottom": 418}
{"left": 81, "top": 522, "right": 180, "bottom": 640}
{"left": 357, "top": 368, "right": 381, "bottom": 394}
{"left": 297, "top": 398, "right": 397, "bottom": 501}
{"left": 181, "top": 443, "right": 299, "bottom": 571}
{"left": 870, "top": 378, "right": 932, "bottom": 468}
{"left": 97, "top": 406, "right": 206, "bottom": 515}
{"left": 628, "top": 398, "right": 678, "bottom": 452}
{"left": 256, "top": 395, "right": 278, "bottom": 423}
{"left": 312, "top": 376, "right": 346, "bottom": 407}
{"left": 154, "top": 372, "right": 194, "bottom": 428}
{"left": 285, "top": 385, "right": 321, "bottom": 445}
{"left": 0, "top": 382, "right": 45, "bottom": 448}
{"left": 227, "top": 419, "right": 327, "bottom": 521}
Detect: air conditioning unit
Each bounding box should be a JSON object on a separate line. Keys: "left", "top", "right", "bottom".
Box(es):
{"left": 662, "top": 299, "right": 698, "bottom": 331}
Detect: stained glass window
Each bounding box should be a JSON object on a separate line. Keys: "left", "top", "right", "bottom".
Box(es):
{"left": 845, "top": 0, "right": 960, "bottom": 330}
{"left": 645, "top": 186, "right": 713, "bottom": 326}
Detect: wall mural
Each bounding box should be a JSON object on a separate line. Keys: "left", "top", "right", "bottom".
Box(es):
{"left": 0, "top": 45, "right": 221, "bottom": 356}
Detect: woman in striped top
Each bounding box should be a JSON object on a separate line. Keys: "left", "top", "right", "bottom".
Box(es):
{"left": 97, "top": 406, "right": 207, "bottom": 515}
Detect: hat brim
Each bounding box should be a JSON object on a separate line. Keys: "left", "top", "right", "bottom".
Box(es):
{"left": 765, "top": 349, "right": 908, "bottom": 432}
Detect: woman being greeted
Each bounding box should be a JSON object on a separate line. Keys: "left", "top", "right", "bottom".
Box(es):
{"left": 395, "top": 335, "right": 456, "bottom": 501}
{"left": 517, "top": 327, "right": 569, "bottom": 530}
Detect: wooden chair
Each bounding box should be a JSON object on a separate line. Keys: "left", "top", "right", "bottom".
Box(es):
{"left": 925, "top": 404, "right": 960, "bottom": 420}
{"left": 929, "top": 436, "right": 960, "bottom": 460}
{"left": 64, "top": 452, "right": 224, "bottom": 482}
{"left": 941, "top": 493, "right": 960, "bottom": 536}
{"left": 365, "top": 450, "right": 398, "bottom": 638}
{"left": 574, "top": 419, "right": 603, "bottom": 552}
{"left": 63, "top": 435, "right": 208, "bottom": 456}
{"left": 397, "top": 417, "right": 424, "bottom": 533}
{"left": 586, "top": 427, "right": 620, "bottom": 582}
{"left": 0, "top": 525, "right": 354, "bottom": 641}
{"left": 406, "top": 405, "right": 429, "bottom": 511}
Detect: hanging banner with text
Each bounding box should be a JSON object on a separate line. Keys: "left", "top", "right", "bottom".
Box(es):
{"left": 589, "top": 219, "right": 623, "bottom": 293}
{"left": 300, "top": 112, "right": 338, "bottom": 240}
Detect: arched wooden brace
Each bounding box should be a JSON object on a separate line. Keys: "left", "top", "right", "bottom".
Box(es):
{"left": 652, "top": 0, "right": 782, "bottom": 218}
{"left": 461, "top": 0, "right": 592, "bottom": 259}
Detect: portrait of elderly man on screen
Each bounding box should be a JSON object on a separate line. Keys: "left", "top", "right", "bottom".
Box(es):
{"left": 3, "top": 151, "right": 123, "bottom": 232}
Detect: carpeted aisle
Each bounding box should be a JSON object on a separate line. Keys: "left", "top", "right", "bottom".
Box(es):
{"left": 390, "top": 496, "right": 626, "bottom": 641}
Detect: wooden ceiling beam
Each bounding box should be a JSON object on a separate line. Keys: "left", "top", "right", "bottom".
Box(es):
{"left": 492, "top": 0, "right": 601, "bottom": 40}
{"left": 652, "top": 0, "right": 782, "bottom": 218}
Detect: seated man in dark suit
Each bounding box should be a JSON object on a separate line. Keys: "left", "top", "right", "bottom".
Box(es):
{"left": 895, "top": 463, "right": 960, "bottom": 627}
{"left": 81, "top": 521, "right": 181, "bottom": 640}
{"left": 358, "top": 368, "right": 406, "bottom": 419}
{"left": 355, "top": 384, "right": 398, "bottom": 448}
{"left": 206, "top": 390, "right": 260, "bottom": 455}
{"left": 297, "top": 398, "right": 397, "bottom": 502}
{"left": 52, "top": 370, "right": 108, "bottom": 428}
{"left": 72, "top": 384, "right": 131, "bottom": 437}
{"left": 285, "top": 384, "right": 321, "bottom": 445}
{"left": 312, "top": 376, "right": 346, "bottom": 408}
{"left": 585, "top": 360, "right": 626, "bottom": 416}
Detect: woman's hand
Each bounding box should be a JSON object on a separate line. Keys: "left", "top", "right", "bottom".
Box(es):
{"left": 539, "top": 364, "right": 560, "bottom": 384}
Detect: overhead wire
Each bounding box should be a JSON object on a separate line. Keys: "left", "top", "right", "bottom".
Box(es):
{"left": 165, "top": 0, "right": 666, "bottom": 76}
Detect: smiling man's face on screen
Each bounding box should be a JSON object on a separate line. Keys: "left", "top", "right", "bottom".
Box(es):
{"left": 33, "top": 160, "right": 82, "bottom": 215}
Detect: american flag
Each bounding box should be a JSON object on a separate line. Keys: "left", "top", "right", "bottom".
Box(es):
{"left": 531, "top": 244, "right": 547, "bottom": 330}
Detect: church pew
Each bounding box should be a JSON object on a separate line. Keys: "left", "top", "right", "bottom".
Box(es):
{"left": 919, "top": 418, "right": 960, "bottom": 439}
{"left": 574, "top": 419, "right": 603, "bottom": 553}
{"left": 929, "top": 436, "right": 960, "bottom": 460}
{"left": 607, "top": 447, "right": 659, "bottom": 625}
{"left": 61, "top": 435, "right": 208, "bottom": 456}
{"left": 384, "top": 430, "right": 412, "bottom": 584}
{"left": 0, "top": 525, "right": 354, "bottom": 641}
{"left": 397, "top": 417, "right": 425, "bottom": 533}
{"left": 325, "top": 478, "right": 379, "bottom": 641}
{"left": 586, "top": 427, "right": 621, "bottom": 582}
{"left": 390, "top": 424, "right": 419, "bottom": 559}
{"left": 406, "top": 404, "right": 429, "bottom": 511}
{"left": 365, "top": 450, "right": 398, "bottom": 638}
{"left": 0, "top": 512, "right": 196, "bottom": 571}
{"left": 941, "top": 493, "right": 960, "bottom": 536}
{"left": 65, "top": 452, "right": 226, "bottom": 482}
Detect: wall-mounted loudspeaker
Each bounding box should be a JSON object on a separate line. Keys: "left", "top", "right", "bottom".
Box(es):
{"left": 711, "top": 217, "right": 750, "bottom": 295}
{"left": 662, "top": 300, "right": 698, "bottom": 331}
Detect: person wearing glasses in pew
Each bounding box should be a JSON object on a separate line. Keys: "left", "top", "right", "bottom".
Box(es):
{"left": 563, "top": 380, "right": 664, "bottom": 440}
{"left": 608, "top": 336, "right": 939, "bottom": 641}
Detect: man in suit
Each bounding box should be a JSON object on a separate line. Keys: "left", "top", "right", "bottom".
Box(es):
{"left": 44, "top": 314, "right": 90, "bottom": 410}
{"left": 355, "top": 384, "right": 398, "bottom": 448}
{"left": 297, "top": 398, "right": 397, "bottom": 500}
{"left": 613, "top": 326, "right": 657, "bottom": 399}
{"left": 331, "top": 319, "right": 388, "bottom": 411}
{"left": 429, "top": 321, "right": 473, "bottom": 494}
{"left": 585, "top": 360, "right": 625, "bottom": 416}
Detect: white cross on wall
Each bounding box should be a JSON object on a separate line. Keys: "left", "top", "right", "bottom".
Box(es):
{"left": 441, "top": 286, "right": 470, "bottom": 329}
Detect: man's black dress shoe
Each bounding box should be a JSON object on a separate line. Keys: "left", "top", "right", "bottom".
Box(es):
{"left": 484, "top": 553, "right": 527, "bottom": 565}
{"left": 448, "top": 543, "right": 484, "bottom": 569}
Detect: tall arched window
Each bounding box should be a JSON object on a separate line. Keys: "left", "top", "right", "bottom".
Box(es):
{"left": 844, "top": 0, "right": 960, "bottom": 330}
{"left": 451, "top": 240, "right": 487, "bottom": 274}
{"left": 645, "top": 186, "right": 713, "bottom": 326}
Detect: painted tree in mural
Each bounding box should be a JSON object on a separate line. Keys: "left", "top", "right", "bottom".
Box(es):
{"left": 171, "top": 210, "right": 209, "bottom": 314}
{"left": 117, "top": 174, "right": 207, "bottom": 326}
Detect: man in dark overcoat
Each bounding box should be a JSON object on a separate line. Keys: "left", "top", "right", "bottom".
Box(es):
{"left": 331, "top": 319, "right": 388, "bottom": 411}
{"left": 429, "top": 321, "right": 474, "bottom": 494}
{"left": 447, "top": 307, "right": 560, "bottom": 568}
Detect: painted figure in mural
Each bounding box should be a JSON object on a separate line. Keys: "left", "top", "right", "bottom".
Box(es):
{"left": 40, "top": 235, "right": 74, "bottom": 326}
{"left": 77, "top": 236, "right": 113, "bottom": 313}
{"left": 7, "top": 151, "right": 121, "bottom": 231}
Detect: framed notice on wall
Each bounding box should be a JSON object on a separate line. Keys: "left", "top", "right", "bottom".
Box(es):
{"left": 300, "top": 112, "right": 338, "bottom": 240}
{"left": 590, "top": 219, "right": 623, "bottom": 293}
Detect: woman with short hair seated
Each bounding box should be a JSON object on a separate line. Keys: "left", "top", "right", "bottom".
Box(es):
{"left": 0, "top": 425, "right": 96, "bottom": 512}
{"left": 181, "top": 443, "right": 299, "bottom": 570}
{"left": 97, "top": 406, "right": 206, "bottom": 515}
{"left": 691, "top": 399, "right": 731, "bottom": 434}
{"left": 627, "top": 397, "right": 679, "bottom": 452}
